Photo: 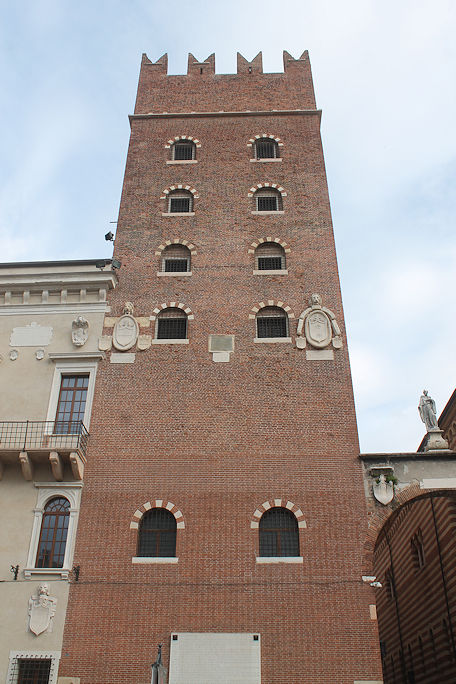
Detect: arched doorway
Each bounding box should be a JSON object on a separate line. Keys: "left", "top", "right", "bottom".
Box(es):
{"left": 373, "top": 492, "right": 456, "bottom": 683}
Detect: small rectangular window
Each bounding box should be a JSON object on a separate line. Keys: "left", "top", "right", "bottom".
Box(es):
{"left": 157, "top": 318, "right": 187, "bottom": 340}
{"left": 256, "top": 141, "right": 277, "bottom": 159}
{"left": 173, "top": 143, "right": 195, "bottom": 160}
{"left": 54, "top": 375, "right": 89, "bottom": 434}
{"left": 257, "top": 196, "right": 278, "bottom": 212}
{"left": 164, "top": 258, "right": 189, "bottom": 273}
{"left": 16, "top": 659, "right": 52, "bottom": 684}
{"left": 257, "top": 317, "right": 287, "bottom": 338}
{"left": 169, "top": 197, "right": 191, "bottom": 213}
{"left": 257, "top": 256, "right": 283, "bottom": 270}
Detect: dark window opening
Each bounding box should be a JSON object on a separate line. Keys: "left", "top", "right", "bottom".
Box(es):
{"left": 257, "top": 196, "right": 279, "bottom": 211}
{"left": 161, "top": 245, "right": 191, "bottom": 272}
{"left": 54, "top": 374, "right": 88, "bottom": 434}
{"left": 259, "top": 507, "right": 299, "bottom": 556}
{"left": 157, "top": 308, "right": 188, "bottom": 340}
{"left": 257, "top": 256, "right": 283, "bottom": 270}
{"left": 256, "top": 307, "right": 288, "bottom": 338}
{"left": 255, "top": 139, "right": 279, "bottom": 159}
{"left": 173, "top": 142, "right": 195, "bottom": 161}
{"left": 169, "top": 195, "right": 192, "bottom": 213}
{"left": 255, "top": 242, "right": 286, "bottom": 270}
{"left": 36, "top": 497, "right": 70, "bottom": 568}
{"left": 16, "top": 658, "right": 52, "bottom": 684}
{"left": 138, "top": 508, "right": 176, "bottom": 557}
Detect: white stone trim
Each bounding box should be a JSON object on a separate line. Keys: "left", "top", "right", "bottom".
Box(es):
{"left": 253, "top": 269, "right": 288, "bottom": 276}
{"left": 247, "top": 134, "right": 284, "bottom": 147}
{"left": 165, "top": 135, "right": 201, "bottom": 148}
{"left": 166, "top": 160, "right": 198, "bottom": 165}
{"left": 254, "top": 337, "right": 292, "bottom": 344}
{"left": 45, "top": 360, "right": 98, "bottom": 430}
{"left": 24, "top": 487, "right": 82, "bottom": 578}
{"left": 132, "top": 557, "right": 178, "bottom": 564}
{"left": 256, "top": 556, "right": 303, "bottom": 564}
{"left": 251, "top": 210, "right": 285, "bottom": 215}
{"left": 248, "top": 183, "right": 287, "bottom": 197}
{"left": 7, "top": 651, "right": 61, "bottom": 684}
{"left": 162, "top": 212, "right": 196, "bottom": 217}
{"left": 248, "top": 237, "right": 291, "bottom": 254}
{"left": 151, "top": 339, "right": 189, "bottom": 345}
{"left": 161, "top": 185, "right": 199, "bottom": 199}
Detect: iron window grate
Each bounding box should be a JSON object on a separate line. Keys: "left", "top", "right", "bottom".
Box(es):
{"left": 14, "top": 659, "right": 52, "bottom": 684}
{"left": 169, "top": 196, "right": 192, "bottom": 213}
{"left": 138, "top": 508, "right": 176, "bottom": 557}
{"left": 257, "top": 196, "right": 279, "bottom": 212}
{"left": 256, "top": 310, "right": 287, "bottom": 338}
{"left": 257, "top": 256, "right": 283, "bottom": 270}
{"left": 173, "top": 142, "right": 195, "bottom": 160}
{"left": 259, "top": 507, "right": 299, "bottom": 557}
{"left": 256, "top": 140, "right": 277, "bottom": 159}
{"left": 164, "top": 259, "right": 189, "bottom": 272}
{"left": 157, "top": 318, "right": 187, "bottom": 339}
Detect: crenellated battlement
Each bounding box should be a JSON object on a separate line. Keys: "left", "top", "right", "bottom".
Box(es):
{"left": 134, "top": 51, "right": 316, "bottom": 115}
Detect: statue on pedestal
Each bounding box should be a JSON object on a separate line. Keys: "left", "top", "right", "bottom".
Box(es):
{"left": 418, "top": 390, "right": 449, "bottom": 451}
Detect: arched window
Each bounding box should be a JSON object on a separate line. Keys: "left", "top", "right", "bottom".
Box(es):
{"left": 254, "top": 138, "right": 279, "bottom": 159}
{"left": 161, "top": 244, "right": 191, "bottom": 273}
{"left": 156, "top": 307, "right": 188, "bottom": 340}
{"left": 138, "top": 508, "right": 176, "bottom": 557}
{"left": 259, "top": 507, "right": 299, "bottom": 557}
{"left": 255, "top": 242, "right": 286, "bottom": 271}
{"left": 172, "top": 140, "right": 196, "bottom": 161}
{"left": 411, "top": 530, "right": 425, "bottom": 570}
{"left": 256, "top": 306, "right": 288, "bottom": 338}
{"left": 168, "top": 190, "right": 193, "bottom": 213}
{"left": 254, "top": 188, "right": 282, "bottom": 212}
{"left": 35, "top": 497, "right": 70, "bottom": 568}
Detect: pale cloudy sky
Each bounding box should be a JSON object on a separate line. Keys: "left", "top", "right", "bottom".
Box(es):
{"left": 1, "top": 0, "right": 455, "bottom": 452}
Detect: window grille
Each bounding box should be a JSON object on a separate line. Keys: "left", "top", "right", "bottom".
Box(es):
{"left": 13, "top": 658, "right": 52, "bottom": 684}
{"left": 54, "top": 375, "right": 88, "bottom": 434}
{"left": 256, "top": 307, "right": 288, "bottom": 338}
{"left": 157, "top": 308, "right": 188, "bottom": 339}
{"left": 255, "top": 242, "right": 286, "bottom": 270}
{"left": 259, "top": 507, "right": 299, "bottom": 556}
{"left": 255, "top": 138, "right": 278, "bottom": 159}
{"left": 138, "top": 508, "right": 177, "bottom": 557}
{"left": 161, "top": 244, "right": 191, "bottom": 272}
{"left": 411, "top": 530, "right": 425, "bottom": 570}
{"left": 173, "top": 141, "right": 195, "bottom": 160}
{"left": 36, "top": 497, "right": 70, "bottom": 568}
{"left": 168, "top": 191, "right": 193, "bottom": 213}
{"left": 255, "top": 189, "right": 282, "bottom": 211}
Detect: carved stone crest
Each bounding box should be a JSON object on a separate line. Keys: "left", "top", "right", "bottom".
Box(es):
{"left": 112, "top": 307, "right": 139, "bottom": 351}
{"left": 373, "top": 474, "right": 395, "bottom": 506}
{"left": 296, "top": 294, "right": 343, "bottom": 350}
{"left": 71, "top": 316, "right": 89, "bottom": 347}
{"left": 28, "top": 583, "right": 57, "bottom": 636}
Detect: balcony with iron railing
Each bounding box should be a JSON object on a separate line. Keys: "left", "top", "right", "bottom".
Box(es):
{"left": 0, "top": 420, "right": 88, "bottom": 480}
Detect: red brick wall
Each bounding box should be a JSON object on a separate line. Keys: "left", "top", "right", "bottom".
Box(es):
{"left": 61, "top": 52, "right": 383, "bottom": 683}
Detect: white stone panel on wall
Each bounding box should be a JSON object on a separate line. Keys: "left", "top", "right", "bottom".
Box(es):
{"left": 168, "top": 633, "right": 261, "bottom": 684}
{"left": 10, "top": 322, "right": 53, "bottom": 346}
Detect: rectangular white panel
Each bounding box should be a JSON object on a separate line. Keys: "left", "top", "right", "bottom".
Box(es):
{"left": 169, "top": 633, "right": 261, "bottom": 684}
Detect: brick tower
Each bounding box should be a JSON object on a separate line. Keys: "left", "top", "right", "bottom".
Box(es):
{"left": 61, "top": 51, "right": 383, "bottom": 683}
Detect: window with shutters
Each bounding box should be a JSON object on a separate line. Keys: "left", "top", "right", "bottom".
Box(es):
{"left": 259, "top": 507, "right": 299, "bottom": 557}
{"left": 254, "top": 188, "right": 283, "bottom": 212}
{"left": 137, "top": 508, "right": 176, "bottom": 557}
{"left": 172, "top": 140, "right": 196, "bottom": 161}
{"left": 256, "top": 306, "right": 288, "bottom": 339}
{"left": 156, "top": 308, "right": 188, "bottom": 340}
{"left": 254, "top": 242, "right": 286, "bottom": 272}
{"left": 168, "top": 190, "right": 193, "bottom": 214}
{"left": 254, "top": 138, "right": 279, "bottom": 159}
{"left": 161, "top": 244, "right": 191, "bottom": 273}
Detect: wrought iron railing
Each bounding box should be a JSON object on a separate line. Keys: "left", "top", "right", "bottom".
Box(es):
{"left": 0, "top": 421, "right": 89, "bottom": 459}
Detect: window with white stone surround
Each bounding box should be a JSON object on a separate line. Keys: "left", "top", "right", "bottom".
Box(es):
{"left": 6, "top": 651, "right": 60, "bottom": 684}
{"left": 24, "top": 484, "right": 82, "bottom": 579}
{"left": 45, "top": 359, "right": 99, "bottom": 430}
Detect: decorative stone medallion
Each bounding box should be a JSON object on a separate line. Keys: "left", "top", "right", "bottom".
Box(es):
{"left": 71, "top": 316, "right": 89, "bottom": 347}
{"left": 373, "top": 474, "right": 395, "bottom": 505}
{"left": 28, "top": 583, "right": 57, "bottom": 636}
{"left": 304, "top": 310, "right": 332, "bottom": 349}
{"left": 112, "top": 315, "right": 139, "bottom": 351}
{"left": 296, "top": 293, "right": 343, "bottom": 352}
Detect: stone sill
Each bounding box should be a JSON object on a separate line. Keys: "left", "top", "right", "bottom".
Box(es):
{"left": 151, "top": 339, "right": 189, "bottom": 345}
{"left": 157, "top": 271, "right": 192, "bottom": 277}
{"left": 251, "top": 211, "right": 285, "bottom": 215}
{"left": 250, "top": 158, "right": 283, "bottom": 162}
{"left": 253, "top": 269, "right": 288, "bottom": 276}
{"left": 24, "top": 567, "right": 70, "bottom": 579}
{"left": 166, "top": 160, "right": 198, "bottom": 165}
{"left": 254, "top": 337, "right": 292, "bottom": 344}
{"left": 162, "top": 212, "right": 195, "bottom": 217}
{"left": 256, "top": 556, "right": 303, "bottom": 564}
{"left": 132, "top": 557, "right": 178, "bottom": 564}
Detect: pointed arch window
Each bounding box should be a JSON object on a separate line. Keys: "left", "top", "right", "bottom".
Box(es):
{"left": 36, "top": 497, "right": 70, "bottom": 568}
{"left": 259, "top": 507, "right": 299, "bottom": 557}
{"left": 138, "top": 508, "right": 177, "bottom": 557}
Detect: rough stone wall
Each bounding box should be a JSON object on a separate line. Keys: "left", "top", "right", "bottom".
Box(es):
{"left": 60, "top": 53, "right": 383, "bottom": 684}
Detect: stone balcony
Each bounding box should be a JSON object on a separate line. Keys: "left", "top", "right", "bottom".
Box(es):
{"left": 0, "top": 420, "right": 88, "bottom": 481}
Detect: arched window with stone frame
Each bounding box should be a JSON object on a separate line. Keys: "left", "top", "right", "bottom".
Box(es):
{"left": 160, "top": 244, "right": 191, "bottom": 273}
{"left": 35, "top": 497, "right": 70, "bottom": 569}
{"left": 254, "top": 188, "right": 283, "bottom": 212}
{"left": 254, "top": 137, "right": 280, "bottom": 160}
{"left": 254, "top": 242, "right": 286, "bottom": 271}
{"left": 137, "top": 508, "right": 177, "bottom": 557}
{"left": 172, "top": 139, "right": 196, "bottom": 161}
{"left": 259, "top": 507, "right": 299, "bottom": 557}
{"left": 167, "top": 189, "right": 194, "bottom": 214}
{"left": 256, "top": 306, "right": 288, "bottom": 339}
{"left": 156, "top": 307, "right": 188, "bottom": 340}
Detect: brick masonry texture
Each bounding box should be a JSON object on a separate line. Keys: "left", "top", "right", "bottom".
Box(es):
{"left": 60, "top": 52, "right": 383, "bottom": 683}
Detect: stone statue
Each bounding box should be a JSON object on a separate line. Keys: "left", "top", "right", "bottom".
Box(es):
{"left": 418, "top": 390, "right": 438, "bottom": 432}
{"left": 28, "top": 583, "right": 57, "bottom": 635}
{"left": 123, "top": 301, "right": 134, "bottom": 315}
{"left": 71, "top": 316, "right": 89, "bottom": 347}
